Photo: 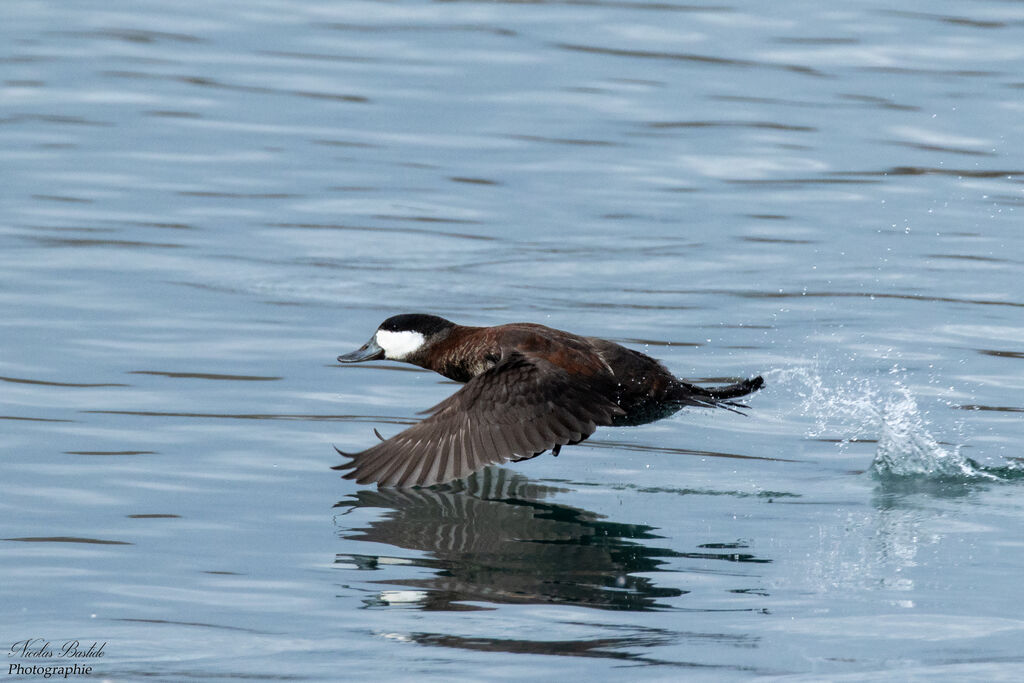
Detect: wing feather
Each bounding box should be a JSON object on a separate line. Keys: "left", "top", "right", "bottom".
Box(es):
{"left": 467, "top": 426, "right": 486, "bottom": 476}
{"left": 336, "top": 353, "right": 623, "bottom": 487}
{"left": 418, "top": 433, "right": 444, "bottom": 487}
{"left": 391, "top": 447, "right": 423, "bottom": 488}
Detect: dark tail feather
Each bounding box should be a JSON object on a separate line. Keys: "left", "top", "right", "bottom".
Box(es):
{"left": 671, "top": 375, "right": 765, "bottom": 413}
{"left": 706, "top": 376, "right": 764, "bottom": 401}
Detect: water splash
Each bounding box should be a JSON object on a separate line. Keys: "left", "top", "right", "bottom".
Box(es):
{"left": 766, "top": 367, "right": 1024, "bottom": 482}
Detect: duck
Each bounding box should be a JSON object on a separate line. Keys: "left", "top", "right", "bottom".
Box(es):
{"left": 334, "top": 313, "right": 764, "bottom": 487}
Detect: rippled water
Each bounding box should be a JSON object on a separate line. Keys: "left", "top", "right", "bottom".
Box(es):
{"left": 3, "top": 0, "right": 1023, "bottom": 679}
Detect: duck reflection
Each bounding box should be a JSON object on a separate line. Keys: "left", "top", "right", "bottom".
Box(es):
{"left": 334, "top": 467, "right": 769, "bottom": 612}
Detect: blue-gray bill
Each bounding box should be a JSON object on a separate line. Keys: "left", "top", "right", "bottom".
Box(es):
{"left": 337, "top": 336, "right": 384, "bottom": 363}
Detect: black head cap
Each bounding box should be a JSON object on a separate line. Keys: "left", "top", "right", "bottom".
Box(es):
{"left": 378, "top": 314, "right": 455, "bottom": 337}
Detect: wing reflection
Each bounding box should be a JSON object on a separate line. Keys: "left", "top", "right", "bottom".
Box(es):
{"left": 334, "top": 467, "right": 770, "bottom": 612}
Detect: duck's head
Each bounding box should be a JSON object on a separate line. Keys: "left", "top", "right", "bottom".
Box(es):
{"left": 337, "top": 314, "right": 456, "bottom": 365}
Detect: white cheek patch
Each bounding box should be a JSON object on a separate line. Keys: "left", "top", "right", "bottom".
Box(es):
{"left": 375, "top": 330, "right": 426, "bottom": 360}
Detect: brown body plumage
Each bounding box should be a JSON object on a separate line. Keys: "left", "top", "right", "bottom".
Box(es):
{"left": 335, "top": 314, "right": 764, "bottom": 488}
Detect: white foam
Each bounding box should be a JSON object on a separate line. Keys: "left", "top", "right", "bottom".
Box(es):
{"left": 766, "top": 366, "right": 1010, "bottom": 480}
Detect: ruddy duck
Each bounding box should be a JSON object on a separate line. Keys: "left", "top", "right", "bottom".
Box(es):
{"left": 335, "top": 314, "right": 764, "bottom": 487}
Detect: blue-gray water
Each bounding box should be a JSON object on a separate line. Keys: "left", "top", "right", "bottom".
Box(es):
{"left": 2, "top": 0, "right": 1023, "bottom": 679}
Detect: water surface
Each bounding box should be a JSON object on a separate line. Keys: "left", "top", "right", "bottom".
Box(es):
{"left": 2, "top": 0, "right": 1024, "bottom": 679}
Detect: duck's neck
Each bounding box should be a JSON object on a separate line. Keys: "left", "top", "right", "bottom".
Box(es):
{"left": 415, "top": 325, "right": 490, "bottom": 382}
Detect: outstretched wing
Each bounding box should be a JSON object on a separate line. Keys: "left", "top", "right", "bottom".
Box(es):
{"left": 334, "top": 353, "right": 624, "bottom": 487}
